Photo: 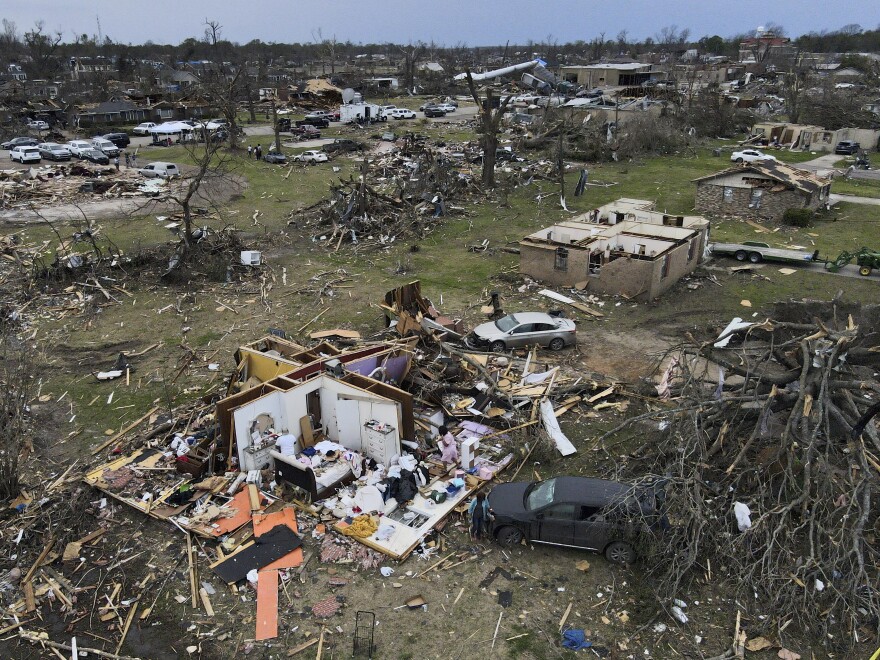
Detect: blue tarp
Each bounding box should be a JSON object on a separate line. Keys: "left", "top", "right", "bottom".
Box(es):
{"left": 561, "top": 629, "right": 592, "bottom": 651}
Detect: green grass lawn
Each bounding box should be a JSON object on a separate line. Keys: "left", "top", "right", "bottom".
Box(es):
{"left": 18, "top": 131, "right": 880, "bottom": 454}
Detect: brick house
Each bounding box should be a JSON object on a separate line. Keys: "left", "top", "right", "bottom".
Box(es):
{"left": 519, "top": 199, "right": 709, "bottom": 301}
{"left": 693, "top": 163, "right": 831, "bottom": 223}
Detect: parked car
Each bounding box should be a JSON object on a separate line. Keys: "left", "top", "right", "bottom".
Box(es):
{"left": 2, "top": 136, "right": 39, "bottom": 150}
{"left": 132, "top": 122, "right": 157, "bottom": 135}
{"left": 27, "top": 119, "right": 49, "bottom": 131}
{"left": 834, "top": 140, "right": 861, "bottom": 155}
{"left": 263, "top": 151, "right": 288, "bottom": 164}
{"left": 436, "top": 103, "right": 457, "bottom": 113}
{"left": 37, "top": 142, "right": 71, "bottom": 161}
{"left": 419, "top": 102, "right": 439, "bottom": 111}
{"left": 296, "top": 117, "right": 330, "bottom": 128}
{"left": 66, "top": 140, "right": 94, "bottom": 157}
{"left": 9, "top": 145, "right": 41, "bottom": 163}
{"left": 79, "top": 148, "right": 110, "bottom": 165}
{"left": 380, "top": 105, "right": 397, "bottom": 114}
{"left": 102, "top": 132, "right": 131, "bottom": 148}
{"left": 294, "top": 150, "right": 328, "bottom": 165}
{"left": 137, "top": 161, "right": 180, "bottom": 178}
{"left": 91, "top": 137, "right": 120, "bottom": 157}
{"left": 390, "top": 108, "right": 417, "bottom": 120}
{"left": 291, "top": 124, "right": 321, "bottom": 139}
{"left": 322, "top": 138, "right": 365, "bottom": 155}
{"left": 465, "top": 312, "right": 577, "bottom": 352}
{"left": 423, "top": 106, "right": 447, "bottom": 118}
{"left": 731, "top": 149, "right": 777, "bottom": 164}
{"left": 488, "top": 476, "right": 665, "bottom": 564}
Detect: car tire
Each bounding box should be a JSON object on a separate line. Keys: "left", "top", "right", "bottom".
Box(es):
{"left": 735, "top": 157, "right": 744, "bottom": 163}
{"left": 734, "top": 250, "right": 747, "bottom": 261}
{"left": 490, "top": 340, "right": 506, "bottom": 353}
{"left": 748, "top": 252, "right": 762, "bottom": 264}
{"left": 604, "top": 541, "right": 635, "bottom": 564}
{"left": 549, "top": 338, "right": 565, "bottom": 351}
{"left": 495, "top": 526, "right": 524, "bottom": 546}
{"left": 859, "top": 266, "right": 872, "bottom": 276}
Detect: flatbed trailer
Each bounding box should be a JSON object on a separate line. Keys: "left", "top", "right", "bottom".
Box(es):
{"left": 709, "top": 241, "right": 819, "bottom": 264}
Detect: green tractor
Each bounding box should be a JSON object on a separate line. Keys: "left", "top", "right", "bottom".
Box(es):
{"left": 824, "top": 248, "right": 880, "bottom": 276}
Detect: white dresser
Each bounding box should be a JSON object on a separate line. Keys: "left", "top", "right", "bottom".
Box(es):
{"left": 362, "top": 421, "right": 398, "bottom": 465}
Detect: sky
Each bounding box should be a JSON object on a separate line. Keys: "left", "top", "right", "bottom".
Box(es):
{"left": 5, "top": 0, "right": 879, "bottom": 46}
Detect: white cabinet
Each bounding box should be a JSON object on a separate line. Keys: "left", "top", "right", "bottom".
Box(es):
{"left": 242, "top": 444, "right": 274, "bottom": 471}
{"left": 362, "top": 421, "right": 398, "bottom": 465}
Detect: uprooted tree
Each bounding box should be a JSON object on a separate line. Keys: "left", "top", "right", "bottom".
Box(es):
{"left": 605, "top": 302, "right": 880, "bottom": 650}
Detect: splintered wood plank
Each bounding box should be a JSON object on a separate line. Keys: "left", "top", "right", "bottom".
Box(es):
{"left": 255, "top": 568, "right": 279, "bottom": 641}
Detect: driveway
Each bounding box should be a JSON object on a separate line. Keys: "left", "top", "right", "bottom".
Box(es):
{"left": 829, "top": 193, "right": 880, "bottom": 206}
{"left": 798, "top": 153, "right": 880, "bottom": 181}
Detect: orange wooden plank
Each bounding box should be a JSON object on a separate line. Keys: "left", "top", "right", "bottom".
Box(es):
{"left": 211, "top": 489, "right": 256, "bottom": 537}
{"left": 253, "top": 507, "right": 303, "bottom": 570}
{"left": 255, "top": 568, "right": 279, "bottom": 641}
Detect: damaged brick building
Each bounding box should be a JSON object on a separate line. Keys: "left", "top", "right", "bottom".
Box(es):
{"left": 693, "top": 162, "right": 831, "bottom": 223}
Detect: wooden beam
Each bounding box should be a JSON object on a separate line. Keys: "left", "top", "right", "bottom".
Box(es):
{"left": 91, "top": 406, "right": 159, "bottom": 455}
{"left": 23, "top": 536, "right": 56, "bottom": 583}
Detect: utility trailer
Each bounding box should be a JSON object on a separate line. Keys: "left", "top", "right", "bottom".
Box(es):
{"left": 709, "top": 241, "right": 819, "bottom": 264}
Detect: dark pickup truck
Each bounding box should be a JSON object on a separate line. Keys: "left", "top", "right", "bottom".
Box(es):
{"left": 322, "top": 138, "right": 365, "bottom": 155}
{"left": 296, "top": 117, "right": 330, "bottom": 129}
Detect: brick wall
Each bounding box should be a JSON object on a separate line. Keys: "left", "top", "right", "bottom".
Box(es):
{"left": 520, "top": 236, "right": 702, "bottom": 301}
{"left": 695, "top": 182, "right": 818, "bottom": 222}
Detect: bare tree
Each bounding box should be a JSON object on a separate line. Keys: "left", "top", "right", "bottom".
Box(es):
{"left": 465, "top": 71, "right": 513, "bottom": 188}
{"left": 204, "top": 18, "right": 222, "bottom": 47}
{"left": 399, "top": 42, "right": 426, "bottom": 93}
{"left": 23, "top": 21, "right": 63, "bottom": 79}
{"left": 162, "top": 135, "right": 240, "bottom": 259}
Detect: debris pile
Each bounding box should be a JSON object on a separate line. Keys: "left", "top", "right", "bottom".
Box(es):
{"left": 614, "top": 301, "right": 880, "bottom": 646}
{"left": 0, "top": 163, "right": 170, "bottom": 209}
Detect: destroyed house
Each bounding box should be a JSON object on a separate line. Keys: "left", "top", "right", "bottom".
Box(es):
{"left": 694, "top": 162, "right": 831, "bottom": 223}
{"left": 520, "top": 200, "right": 708, "bottom": 300}
{"left": 558, "top": 62, "right": 652, "bottom": 87}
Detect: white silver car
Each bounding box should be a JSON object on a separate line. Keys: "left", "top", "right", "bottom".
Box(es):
{"left": 10, "top": 145, "right": 41, "bottom": 163}
{"left": 436, "top": 103, "right": 457, "bottom": 113}
{"left": 132, "top": 122, "right": 157, "bottom": 135}
{"left": 37, "top": 142, "right": 71, "bottom": 161}
{"left": 390, "top": 108, "right": 417, "bottom": 119}
{"left": 27, "top": 119, "right": 49, "bottom": 131}
{"left": 92, "top": 137, "right": 120, "bottom": 157}
{"left": 731, "top": 149, "right": 777, "bottom": 164}
{"left": 294, "top": 150, "right": 328, "bottom": 165}
{"left": 466, "top": 312, "right": 577, "bottom": 352}
{"left": 66, "top": 140, "right": 94, "bottom": 157}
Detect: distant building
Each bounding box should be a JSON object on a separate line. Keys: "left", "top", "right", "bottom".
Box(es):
{"left": 558, "top": 62, "right": 652, "bottom": 87}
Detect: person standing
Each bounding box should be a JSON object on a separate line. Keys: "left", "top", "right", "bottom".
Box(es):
{"left": 438, "top": 425, "right": 458, "bottom": 466}
{"left": 468, "top": 492, "right": 490, "bottom": 541}
{"left": 247, "top": 145, "right": 252, "bottom": 158}
{"left": 113, "top": 155, "right": 120, "bottom": 172}
{"left": 255, "top": 144, "right": 262, "bottom": 160}
{"left": 131, "top": 152, "right": 138, "bottom": 167}
{"left": 124, "top": 152, "right": 131, "bottom": 168}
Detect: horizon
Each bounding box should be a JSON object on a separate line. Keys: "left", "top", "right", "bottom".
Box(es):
{"left": 3, "top": 0, "right": 879, "bottom": 49}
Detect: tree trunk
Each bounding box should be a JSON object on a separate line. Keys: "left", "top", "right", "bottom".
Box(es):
{"left": 271, "top": 98, "right": 280, "bottom": 152}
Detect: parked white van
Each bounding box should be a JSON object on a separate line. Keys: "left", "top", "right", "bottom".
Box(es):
{"left": 137, "top": 162, "right": 180, "bottom": 179}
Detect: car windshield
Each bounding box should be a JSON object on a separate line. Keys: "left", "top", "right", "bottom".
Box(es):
{"left": 525, "top": 479, "right": 556, "bottom": 510}
{"left": 494, "top": 315, "right": 519, "bottom": 332}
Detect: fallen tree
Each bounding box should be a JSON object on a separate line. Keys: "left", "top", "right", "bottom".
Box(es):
{"left": 608, "top": 302, "right": 880, "bottom": 651}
